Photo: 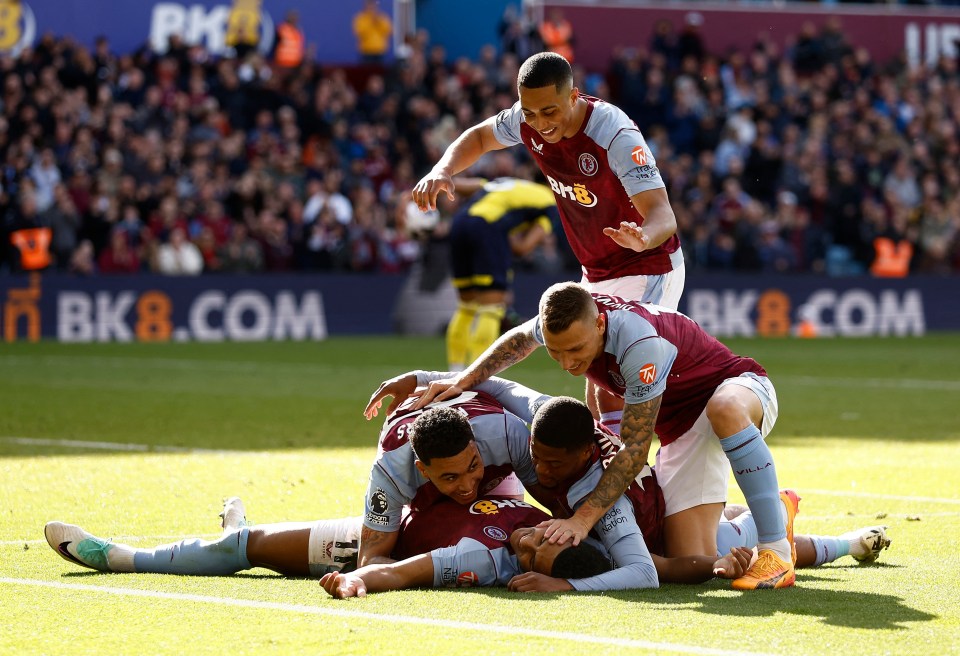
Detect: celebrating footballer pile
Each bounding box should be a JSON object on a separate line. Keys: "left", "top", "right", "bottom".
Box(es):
{"left": 44, "top": 52, "right": 891, "bottom": 594}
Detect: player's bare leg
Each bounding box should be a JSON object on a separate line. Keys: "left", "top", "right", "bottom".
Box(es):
{"left": 663, "top": 503, "right": 725, "bottom": 557}
{"left": 245, "top": 524, "right": 313, "bottom": 576}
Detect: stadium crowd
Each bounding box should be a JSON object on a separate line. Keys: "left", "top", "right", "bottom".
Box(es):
{"left": 1, "top": 14, "right": 958, "bottom": 277}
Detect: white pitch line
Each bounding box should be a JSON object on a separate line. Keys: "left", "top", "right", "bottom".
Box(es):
{"left": 0, "top": 436, "right": 242, "bottom": 454}
{"left": 0, "top": 577, "right": 777, "bottom": 656}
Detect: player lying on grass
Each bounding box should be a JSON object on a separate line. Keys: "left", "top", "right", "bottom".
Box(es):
{"left": 44, "top": 404, "right": 753, "bottom": 590}
{"left": 46, "top": 387, "right": 890, "bottom": 592}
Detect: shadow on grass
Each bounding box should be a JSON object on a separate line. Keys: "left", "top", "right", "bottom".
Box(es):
{"left": 56, "top": 568, "right": 934, "bottom": 631}
{"left": 477, "top": 573, "right": 935, "bottom": 631}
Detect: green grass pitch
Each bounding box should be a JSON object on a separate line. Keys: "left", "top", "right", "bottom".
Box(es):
{"left": 2, "top": 335, "right": 959, "bottom": 655}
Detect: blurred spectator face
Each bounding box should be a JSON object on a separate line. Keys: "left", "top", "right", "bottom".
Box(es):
{"left": 169, "top": 227, "right": 187, "bottom": 247}
{"left": 111, "top": 229, "right": 130, "bottom": 252}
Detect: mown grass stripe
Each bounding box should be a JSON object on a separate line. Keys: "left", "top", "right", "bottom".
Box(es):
{"left": 1, "top": 577, "right": 778, "bottom": 656}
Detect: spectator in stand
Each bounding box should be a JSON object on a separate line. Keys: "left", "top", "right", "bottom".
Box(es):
{"left": 98, "top": 228, "right": 140, "bottom": 275}
{"left": 156, "top": 226, "right": 204, "bottom": 275}
{"left": 225, "top": 0, "right": 262, "bottom": 60}
{"left": 70, "top": 240, "right": 96, "bottom": 276}
{"left": 43, "top": 184, "right": 82, "bottom": 269}
{"left": 353, "top": 0, "right": 392, "bottom": 65}
{"left": 0, "top": 22, "right": 957, "bottom": 282}
{"left": 29, "top": 148, "right": 62, "bottom": 212}
{"left": 218, "top": 222, "right": 263, "bottom": 273}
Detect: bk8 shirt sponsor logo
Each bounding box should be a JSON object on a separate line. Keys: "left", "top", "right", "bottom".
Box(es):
{"left": 546, "top": 175, "right": 597, "bottom": 208}
{"left": 469, "top": 498, "right": 533, "bottom": 515}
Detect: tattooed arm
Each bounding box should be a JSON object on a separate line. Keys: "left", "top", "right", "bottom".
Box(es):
{"left": 411, "top": 319, "right": 542, "bottom": 409}
{"left": 358, "top": 526, "right": 399, "bottom": 568}
{"left": 540, "top": 396, "right": 663, "bottom": 545}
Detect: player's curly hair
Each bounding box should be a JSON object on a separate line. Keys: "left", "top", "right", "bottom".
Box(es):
{"left": 539, "top": 281, "right": 596, "bottom": 334}
{"left": 551, "top": 542, "right": 612, "bottom": 579}
{"left": 518, "top": 52, "right": 573, "bottom": 93}
{"left": 410, "top": 407, "right": 475, "bottom": 465}
{"left": 531, "top": 396, "right": 595, "bottom": 451}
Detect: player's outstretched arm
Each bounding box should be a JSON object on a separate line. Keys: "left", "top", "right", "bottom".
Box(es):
{"left": 412, "top": 319, "right": 542, "bottom": 410}
{"left": 507, "top": 572, "right": 573, "bottom": 593}
{"left": 602, "top": 188, "right": 677, "bottom": 253}
{"left": 412, "top": 122, "right": 505, "bottom": 211}
{"left": 544, "top": 397, "right": 662, "bottom": 545}
{"left": 320, "top": 553, "right": 434, "bottom": 598}
{"left": 602, "top": 221, "right": 650, "bottom": 252}
{"left": 364, "top": 372, "right": 420, "bottom": 420}
{"left": 651, "top": 547, "right": 753, "bottom": 584}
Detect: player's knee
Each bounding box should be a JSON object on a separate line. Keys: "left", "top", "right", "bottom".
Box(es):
{"left": 705, "top": 390, "right": 751, "bottom": 428}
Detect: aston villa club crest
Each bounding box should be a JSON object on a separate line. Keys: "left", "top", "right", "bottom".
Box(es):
{"left": 578, "top": 153, "right": 598, "bottom": 176}
{"left": 483, "top": 526, "right": 509, "bottom": 542}
{"left": 610, "top": 371, "right": 625, "bottom": 388}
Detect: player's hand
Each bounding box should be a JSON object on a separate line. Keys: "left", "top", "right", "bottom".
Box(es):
{"left": 364, "top": 373, "right": 419, "bottom": 420}
{"left": 602, "top": 221, "right": 650, "bottom": 252}
{"left": 711, "top": 547, "right": 755, "bottom": 579}
{"left": 412, "top": 171, "right": 456, "bottom": 212}
{"left": 410, "top": 379, "right": 463, "bottom": 410}
{"left": 320, "top": 571, "right": 367, "bottom": 598}
{"left": 538, "top": 516, "right": 590, "bottom": 546}
{"left": 507, "top": 572, "right": 574, "bottom": 593}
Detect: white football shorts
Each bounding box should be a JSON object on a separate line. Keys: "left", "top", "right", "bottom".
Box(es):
{"left": 307, "top": 516, "right": 363, "bottom": 576}
{"left": 655, "top": 372, "right": 779, "bottom": 517}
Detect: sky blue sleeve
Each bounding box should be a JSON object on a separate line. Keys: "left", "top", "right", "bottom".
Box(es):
{"left": 362, "top": 460, "right": 409, "bottom": 532}
{"left": 488, "top": 104, "right": 524, "bottom": 147}
{"left": 567, "top": 497, "right": 659, "bottom": 591}
{"left": 607, "top": 130, "right": 666, "bottom": 196}
{"left": 473, "top": 377, "right": 552, "bottom": 425}
{"left": 619, "top": 336, "right": 677, "bottom": 406}
{"left": 431, "top": 539, "right": 519, "bottom": 587}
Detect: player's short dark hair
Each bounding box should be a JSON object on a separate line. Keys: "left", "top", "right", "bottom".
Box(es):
{"left": 518, "top": 52, "right": 573, "bottom": 93}
{"left": 531, "top": 396, "right": 595, "bottom": 451}
{"left": 410, "top": 407, "right": 475, "bottom": 465}
{"left": 551, "top": 542, "right": 612, "bottom": 579}
{"left": 539, "top": 282, "right": 596, "bottom": 334}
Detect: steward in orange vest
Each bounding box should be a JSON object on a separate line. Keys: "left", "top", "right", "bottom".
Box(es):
{"left": 274, "top": 11, "right": 305, "bottom": 69}
{"left": 10, "top": 227, "right": 52, "bottom": 271}
{"left": 539, "top": 10, "right": 574, "bottom": 63}
{"left": 870, "top": 236, "right": 912, "bottom": 277}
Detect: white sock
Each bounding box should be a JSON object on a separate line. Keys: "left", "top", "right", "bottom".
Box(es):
{"left": 105, "top": 543, "right": 136, "bottom": 572}
{"left": 757, "top": 538, "right": 792, "bottom": 563}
